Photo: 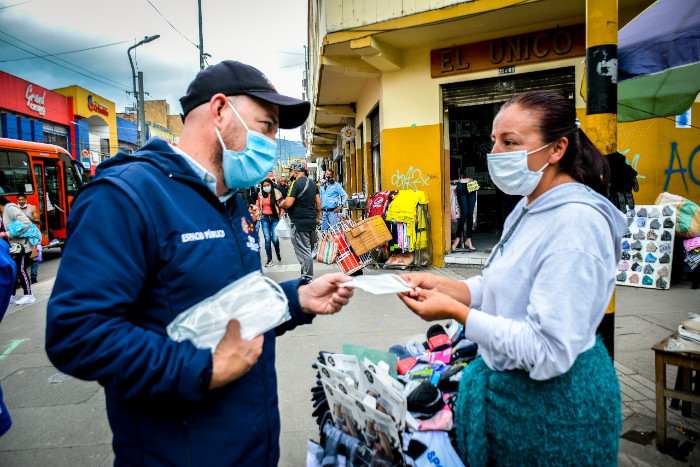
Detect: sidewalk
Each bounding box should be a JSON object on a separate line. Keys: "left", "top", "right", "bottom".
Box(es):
{"left": 0, "top": 234, "right": 698, "bottom": 466}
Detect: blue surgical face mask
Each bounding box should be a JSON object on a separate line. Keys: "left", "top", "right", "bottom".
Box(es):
{"left": 486, "top": 143, "right": 551, "bottom": 196}
{"left": 214, "top": 101, "right": 277, "bottom": 190}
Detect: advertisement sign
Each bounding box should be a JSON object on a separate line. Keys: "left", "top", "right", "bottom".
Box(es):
{"left": 0, "top": 71, "right": 72, "bottom": 124}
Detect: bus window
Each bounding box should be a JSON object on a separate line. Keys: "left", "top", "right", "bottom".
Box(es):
{"left": 0, "top": 150, "right": 34, "bottom": 194}
{"left": 65, "top": 164, "right": 80, "bottom": 197}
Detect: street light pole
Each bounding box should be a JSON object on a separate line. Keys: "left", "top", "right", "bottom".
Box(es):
{"left": 127, "top": 34, "right": 160, "bottom": 146}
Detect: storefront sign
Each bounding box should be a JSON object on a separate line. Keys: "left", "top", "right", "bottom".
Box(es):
{"left": 25, "top": 84, "right": 46, "bottom": 116}
{"left": 0, "top": 71, "right": 71, "bottom": 124}
{"left": 87, "top": 95, "right": 109, "bottom": 116}
{"left": 431, "top": 25, "right": 585, "bottom": 78}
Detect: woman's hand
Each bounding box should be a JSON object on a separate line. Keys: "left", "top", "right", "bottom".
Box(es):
{"left": 398, "top": 287, "right": 469, "bottom": 324}
{"left": 401, "top": 272, "right": 472, "bottom": 307}
{"left": 400, "top": 273, "right": 441, "bottom": 291}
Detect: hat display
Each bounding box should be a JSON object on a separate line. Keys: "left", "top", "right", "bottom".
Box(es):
{"left": 180, "top": 60, "right": 310, "bottom": 129}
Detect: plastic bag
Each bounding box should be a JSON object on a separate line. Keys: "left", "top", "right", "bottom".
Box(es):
{"left": 167, "top": 271, "right": 290, "bottom": 350}
{"left": 275, "top": 216, "right": 291, "bottom": 239}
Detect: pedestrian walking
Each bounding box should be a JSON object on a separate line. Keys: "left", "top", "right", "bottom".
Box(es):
{"left": 0, "top": 196, "right": 36, "bottom": 305}
{"left": 16, "top": 194, "right": 41, "bottom": 283}
{"left": 319, "top": 169, "right": 348, "bottom": 235}
{"left": 280, "top": 160, "right": 321, "bottom": 282}
{"left": 257, "top": 178, "right": 283, "bottom": 266}
{"left": 45, "top": 60, "right": 353, "bottom": 466}
{"left": 399, "top": 90, "right": 624, "bottom": 465}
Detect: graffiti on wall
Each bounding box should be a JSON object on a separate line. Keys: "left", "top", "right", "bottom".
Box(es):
{"left": 664, "top": 142, "right": 700, "bottom": 191}
{"left": 391, "top": 166, "right": 431, "bottom": 190}
{"left": 619, "top": 148, "right": 646, "bottom": 180}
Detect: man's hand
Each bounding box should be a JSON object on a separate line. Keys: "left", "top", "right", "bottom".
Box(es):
{"left": 209, "top": 320, "right": 264, "bottom": 389}
{"left": 334, "top": 207, "right": 341, "bottom": 213}
{"left": 299, "top": 272, "right": 354, "bottom": 315}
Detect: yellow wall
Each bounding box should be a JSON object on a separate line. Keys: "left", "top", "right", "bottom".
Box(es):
{"left": 54, "top": 85, "right": 118, "bottom": 156}
{"left": 382, "top": 124, "right": 444, "bottom": 265}
{"left": 343, "top": 20, "right": 697, "bottom": 268}
{"left": 618, "top": 102, "right": 700, "bottom": 205}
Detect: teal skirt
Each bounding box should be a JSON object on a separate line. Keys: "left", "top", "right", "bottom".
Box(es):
{"left": 455, "top": 337, "right": 621, "bottom": 466}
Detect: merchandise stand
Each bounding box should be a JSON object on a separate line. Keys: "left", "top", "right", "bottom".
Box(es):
{"left": 317, "top": 216, "right": 377, "bottom": 274}
{"left": 364, "top": 191, "right": 431, "bottom": 270}
{"left": 306, "top": 320, "right": 474, "bottom": 467}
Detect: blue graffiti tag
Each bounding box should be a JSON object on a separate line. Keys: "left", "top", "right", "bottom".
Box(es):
{"left": 664, "top": 142, "right": 689, "bottom": 191}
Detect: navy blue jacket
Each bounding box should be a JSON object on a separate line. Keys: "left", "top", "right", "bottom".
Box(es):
{"left": 45, "top": 138, "right": 313, "bottom": 466}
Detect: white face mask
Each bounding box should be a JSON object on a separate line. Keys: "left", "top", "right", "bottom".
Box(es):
{"left": 486, "top": 143, "right": 551, "bottom": 196}
{"left": 262, "top": 186, "right": 272, "bottom": 193}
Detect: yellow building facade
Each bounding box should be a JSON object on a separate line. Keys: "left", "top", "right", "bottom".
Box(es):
{"left": 307, "top": 0, "right": 698, "bottom": 267}
{"left": 54, "top": 85, "right": 118, "bottom": 159}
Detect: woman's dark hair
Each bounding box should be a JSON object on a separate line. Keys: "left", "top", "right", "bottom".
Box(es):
{"left": 500, "top": 90, "right": 610, "bottom": 195}
{"left": 260, "top": 178, "right": 279, "bottom": 218}
{"left": 0, "top": 195, "right": 10, "bottom": 206}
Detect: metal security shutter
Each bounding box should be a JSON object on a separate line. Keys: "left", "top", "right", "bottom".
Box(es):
{"left": 442, "top": 67, "right": 575, "bottom": 108}
{"left": 369, "top": 107, "right": 380, "bottom": 148}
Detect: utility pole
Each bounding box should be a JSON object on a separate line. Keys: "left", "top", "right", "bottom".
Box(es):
{"left": 127, "top": 35, "right": 160, "bottom": 146}
{"left": 586, "top": 0, "right": 618, "bottom": 358}
{"left": 198, "top": 0, "right": 205, "bottom": 70}
{"left": 138, "top": 72, "right": 147, "bottom": 145}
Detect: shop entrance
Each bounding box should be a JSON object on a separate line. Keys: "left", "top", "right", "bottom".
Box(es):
{"left": 443, "top": 67, "right": 576, "bottom": 246}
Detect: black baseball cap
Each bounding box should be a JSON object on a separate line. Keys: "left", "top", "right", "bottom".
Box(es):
{"left": 180, "top": 60, "right": 311, "bottom": 129}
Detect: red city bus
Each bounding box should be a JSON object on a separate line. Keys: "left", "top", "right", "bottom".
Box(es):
{"left": 0, "top": 138, "right": 85, "bottom": 249}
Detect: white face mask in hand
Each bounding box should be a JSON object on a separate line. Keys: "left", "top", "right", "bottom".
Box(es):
{"left": 486, "top": 143, "right": 551, "bottom": 196}
{"left": 167, "top": 271, "right": 290, "bottom": 350}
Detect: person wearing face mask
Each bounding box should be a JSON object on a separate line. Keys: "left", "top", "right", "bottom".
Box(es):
{"left": 280, "top": 160, "right": 321, "bottom": 282}
{"left": 15, "top": 194, "right": 41, "bottom": 284}
{"left": 319, "top": 169, "right": 348, "bottom": 237}
{"left": 398, "top": 91, "right": 625, "bottom": 465}
{"left": 45, "top": 60, "right": 354, "bottom": 466}
{"left": 257, "top": 178, "right": 283, "bottom": 266}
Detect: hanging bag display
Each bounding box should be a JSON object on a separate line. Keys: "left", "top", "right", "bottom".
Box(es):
{"left": 344, "top": 216, "right": 392, "bottom": 256}
{"left": 316, "top": 230, "right": 339, "bottom": 264}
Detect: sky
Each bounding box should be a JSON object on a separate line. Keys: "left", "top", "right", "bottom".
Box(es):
{"left": 0, "top": 0, "right": 308, "bottom": 141}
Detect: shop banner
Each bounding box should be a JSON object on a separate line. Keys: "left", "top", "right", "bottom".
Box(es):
{"left": 0, "top": 71, "right": 72, "bottom": 124}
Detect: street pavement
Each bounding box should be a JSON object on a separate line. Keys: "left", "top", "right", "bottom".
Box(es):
{"left": 0, "top": 233, "right": 698, "bottom": 466}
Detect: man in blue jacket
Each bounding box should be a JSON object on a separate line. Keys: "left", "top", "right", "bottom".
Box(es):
{"left": 319, "top": 168, "right": 348, "bottom": 236}
{"left": 45, "top": 61, "right": 354, "bottom": 466}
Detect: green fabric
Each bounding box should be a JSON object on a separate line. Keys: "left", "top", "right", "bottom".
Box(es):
{"left": 618, "top": 61, "right": 700, "bottom": 122}
{"left": 455, "top": 337, "right": 621, "bottom": 466}
{"left": 678, "top": 199, "right": 700, "bottom": 235}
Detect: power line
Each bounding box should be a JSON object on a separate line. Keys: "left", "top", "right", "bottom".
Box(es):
{"left": 0, "top": 0, "right": 34, "bottom": 9}
{"left": 0, "top": 39, "right": 130, "bottom": 62}
{"left": 0, "top": 30, "right": 131, "bottom": 92}
{"left": 144, "top": 0, "right": 199, "bottom": 49}
{"left": 617, "top": 102, "right": 700, "bottom": 131}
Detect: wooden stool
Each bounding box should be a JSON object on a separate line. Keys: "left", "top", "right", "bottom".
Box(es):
{"left": 652, "top": 333, "right": 700, "bottom": 447}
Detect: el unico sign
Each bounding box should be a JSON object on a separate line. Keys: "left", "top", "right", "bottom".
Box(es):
{"left": 87, "top": 95, "right": 109, "bottom": 116}
{"left": 430, "top": 25, "right": 585, "bottom": 78}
